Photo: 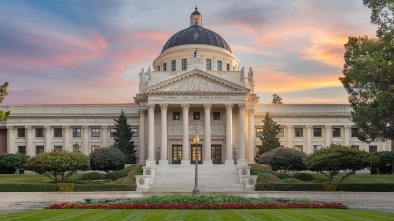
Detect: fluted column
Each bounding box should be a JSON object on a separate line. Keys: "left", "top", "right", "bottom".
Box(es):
{"left": 344, "top": 125, "right": 350, "bottom": 146}
{"left": 147, "top": 104, "right": 156, "bottom": 166}
{"left": 306, "top": 125, "right": 312, "bottom": 154}
{"left": 45, "top": 126, "right": 51, "bottom": 152}
{"left": 25, "top": 126, "right": 33, "bottom": 156}
{"left": 63, "top": 126, "right": 70, "bottom": 152}
{"left": 6, "top": 126, "right": 14, "bottom": 154}
{"left": 247, "top": 109, "right": 255, "bottom": 163}
{"left": 139, "top": 109, "right": 146, "bottom": 163}
{"left": 82, "top": 126, "right": 89, "bottom": 155}
{"left": 225, "top": 104, "right": 233, "bottom": 165}
{"left": 203, "top": 104, "right": 212, "bottom": 164}
{"left": 181, "top": 104, "right": 190, "bottom": 164}
{"left": 160, "top": 104, "right": 168, "bottom": 164}
{"left": 325, "top": 125, "right": 332, "bottom": 147}
{"left": 238, "top": 104, "right": 246, "bottom": 165}
{"left": 287, "top": 125, "right": 293, "bottom": 148}
{"left": 102, "top": 126, "right": 108, "bottom": 147}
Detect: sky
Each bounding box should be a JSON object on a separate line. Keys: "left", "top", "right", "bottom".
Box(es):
{"left": 0, "top": 0, "right": 378, "bottom": 105}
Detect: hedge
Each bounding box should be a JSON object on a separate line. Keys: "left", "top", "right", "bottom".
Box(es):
{"left": 255, "top": 183, "right": 322, "bottom": 191}
{"left": 0, "top": 184, "right": 57, "bottom": 192}
{"left": 74, "top": 184, "right": 136, "bottom": 191}
{"left": 338, "top": 183, "right": 394, "bottom": 192}
{"left": 255, "top": 183, "right": 394, "bottom": 192}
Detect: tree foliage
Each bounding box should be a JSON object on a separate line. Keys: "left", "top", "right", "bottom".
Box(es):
{"left": 0, "top": 153, "right": 29, "bottom": 174}
{"left": 258, "top": 147, "right": 306, "bottom": 172}
{"left": 24, "top": 151, "right": 90, "bottom": 183}
{"left": 303, "top": 144, "right": 379, "bottom": 183}
{"left": 373, "top": 151, "right": 394, "bottom": 174}
{"left": 0, "top": 82, "right": 10, "bottom": 121}
{"left": 113, "top": 110, "right": 137, "bottom": 164}
{"left": 90, "top": 147, "right": 126, "bottom": 172}
{"left": 256, "top": 112, "right": 281, "bottom": 155}
{"left": 272, "top": 94, "right": 283, "bottom": 104}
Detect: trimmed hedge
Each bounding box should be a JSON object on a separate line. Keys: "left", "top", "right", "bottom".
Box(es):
{"left": 293, "top": 173, "right": 314, "bottom": 181}
{"left": 74, "top": 184, "right": 136, "bottom": 191}
{"left": 81, "top": 172, "right": 102, "bottom": 180}
{"left": 273, "top": 173, "right": 291, "bottom": 180}
{"left": 338, "top": 183, "right": 394, "bottom": 192}
{"left": 249, "top": 164, "right": 272, "bottom": 175}
{"left": 255, "top": 183, "right": 394, "bottom": 192}
{"left": 56, "top": 183, "right": 75, "bottom": 192}
{"left": 255, "top": 183, "right": 322, "bottom": 191}
{"left": 256, "top": 173, "right": 281, "bottom": 183}
{"left": 0, "top": 184, "right": 57, "bottom": 192}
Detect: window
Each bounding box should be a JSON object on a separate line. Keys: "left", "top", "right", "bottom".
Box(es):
{"left": 54, "top": 128, "right": 62, "bottom": 137}
{"left": 163, "top": 63, "right": 167, "bottom": 71}
{"left": 313, "top": 128, "right": 322, "bottom": 137}
{"left": 131, "top": 128, "right": 138, "bottom": 137}
{"left": 182, "top": 58, "right": 187, "bottom": 70}
{"left": 157, "top": 66, "right": 160, "bottom": 71}
{"left": 217, "top": 61, "right": 222, "bottom": 71}
{"left": 193, "top": 112, "right": 200, "bottom": 120}
{"left": 18, "top": 146, "right": 26, "bottom": 154}
{"left": 171, "top": 60, "right": 176, "bottom": 71}
{"left": 35, "top": 128, "right": 44, "bottom": 137}
{"left": 226, "top": 63, "right": 230, "bottom": 71}
{"left": 91, "top": 128, "right": 100, "bottom": 137}
{"left": 173, "top": 112, "right": 180, "bottom": 120}
{"left": 351, "top": 128, "right": 358, "bottom": 137}
{"left": 350, "top": 145, "right": 359, "bottom": 149}
{"left": 313, "top": 145, "right": 322, "bottom": 152}
{"left": 110, "top": 128, "right": 117, "bottom": 137}
{"left": 213, "top": 112, "right": 220, "bottom": 120}
{"left": 332, "top": 128, "right": 341, "bottom": 137}
{"left": 54, "top": 146, "right": 62, "bottom": 151}
{"left": 36, "top": 146, "right": 44, "bottom": 154}
{"left": 73, "top": 128, "right": 81, "bottom": 137}
{"left": 294, "top": 145, "right": 303, "bottom": 152}
{"left": 73, "top": 144, "right": 81, "bottom": 153}
{"left": 17, "top": 128, "right": 25, "bottom": 137}
{"left": 256, "top": 128, "right": 263, "bottom": 137}
{"left": 91, "top": 145, "right": 100, "bottom": 153}
{"left": 369, "top": 145, "right": 377, "bottom": 153}
{"left": 277, "top": 128, "right": 284, "bottom": 137}
{"left": 206, "top": 59, "right": 211, "bottom": 70}
{"left": 294, "top": 128, "right": 303, "bottom": 137}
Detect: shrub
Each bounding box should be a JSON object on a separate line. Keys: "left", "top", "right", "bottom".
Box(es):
{"left": 250, "top": 164, "right": 272, "bottom": 175}
{"left": 293, "top": 173, "right": 314, "bottom": 181}
{"left": 74, "top": 184, "right": 136, "bottom": 191}
{"left": 90, "top": 147, "right": 126, "bottom": 172}
{"left": 0, "top": 153, "right": 29, "bottom": 174}
{"left": 104, "top": 165, "right": 138, "bottom": 181}
{"left": 256, "top": 173, "right": 281, "bottom": 183}
{"left": 373, "top": 151, "right": 394, "bottom": 174}
{"left": 255, "top": 183, "right": 322, "bottom": 191}
{"left": 24, "top": 151, "right": 90, "bottom": 183}
{"left": 283, "top": 178, "right": 300, "bottom": 183}
{"left": 0, "top": 184, "right": 57, "bottom": 192}
{"left": 111, "top": 164, "right": 143, "bottom": 185}
{"left": 338, "top": 183, "right": 394, "bottom": 192}
{"left": 259, "top": 147, "right": 306, "bottom": 172}
{"left": 273, "top": 173, "right": 291, "bottom": 179}
{"left": 56, "top": 183, "right": 75, "bottom": 192}
{"left": 81, "top": 172, "right": 102, "bottom": 180}
{"left": 258, "top": 151, "right": 274, "bottom": 164}
{"left": 322, "top": 183, "right": 339, "bottom": 191}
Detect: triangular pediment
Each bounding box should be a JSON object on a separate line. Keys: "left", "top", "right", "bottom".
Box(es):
{"left": 143, "top": 69, "right": 250, "bottom": 95}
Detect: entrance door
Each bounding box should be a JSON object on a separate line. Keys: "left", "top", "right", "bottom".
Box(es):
{"left": 172, "top": 145, "right": 182, "bottom": 164}
{"left": 211, "top": 145, "right": 222, "bottom": 164}
{"left": 191, "top": 145, "right": 202, "bottom": 164}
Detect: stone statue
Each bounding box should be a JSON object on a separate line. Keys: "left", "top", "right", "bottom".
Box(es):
{"left": 139, "top": 68, "right": 147, "bottom": 84}
{"left": 147, "top": 66, "right": 152, "bottom": 80}
{"left": 240, "top": 66, "right": 245, "bottom": 80}
{"left": 248, "top": 67, "right": 254, "bottom": 82}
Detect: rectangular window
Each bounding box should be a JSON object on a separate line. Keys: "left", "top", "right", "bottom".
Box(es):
{"left": 350, "top": 145, "right": 359, "bottom": 149}
{"left": 332, "top": 128, "right": 341, "bottom": 137}
{"left": 54, "top": 146, "right": 62, "bottom": 151}
{"left": 369, "top": 145, "right": 377, "bottom": 153}
{"left": 17, "top": 128, "right": 25, "bottom": 138}
{"left": 36, "top": 145, "right": 44, "bottom": 154}
{"left": 351, "top": 128, "right": 358, "bottom": 137}
{"left": 226, "top": 63, "right": 230, "bottom": 71}
{"left": 18, "top": 146, "right": 26, "bottom": 154}
{"left": 217, "top": 61, "right": 222, "bottom": 71}
{"left": 35, "top": 128, "right": 44, "bottom": 137}
{"left": 171, "top": 60, "right": 176, "bottom": 71}
{"left": 294, "top": 128, "right": 303, "bottom": 137}
{"left": 213, "top": 112, "right": 220, "bottom": 120}
{"left": 294, "top": 145, "right": 303, "bottom": 152}
{"left": 157, "top": 66, "right": 161, "bottom": 71}
{"left": 256, "top": 128, "right": 263, "bottom": 137}
{"left": 54, "top": 128, "right": 62, "bottom": 137}
{"left": 182, "top": 58, "right": 187, "bottom": 70}
{"left": 110, "top": 128, "right": 117, "bottom": 137}
{"left": 277, "top": 128, "right": 284, "bottom": 137}
{"left": 193, "top": 112, "right": 200, "bottom": 120}
{"left": 206, "top": 59, "right": 211, "bottom": 70}
{"left": 313, "top": 128, "right": 322, "bottom": 137}
{"left": 73, "top": 128, "right": 81, "bottom": 137}
{"left": 173, "top": 112, "right": 180, "bottom": 120}
{"left": 163, "top": 63, "right": 167, "bottom": 71}
{"left": 313, "top": 145, "right": 322, "bottom": 152}
{"left": 91, "top": 128, "right": 100, "bottom": 137}
{"left": 131, "top": 128, "right": 138, "bottom": 137}
{"left": 91, "top": 145, "right": 100, "bottom": 153}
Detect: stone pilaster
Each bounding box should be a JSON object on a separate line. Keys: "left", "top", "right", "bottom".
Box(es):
{"left": 63, "top": 126, "right": 70, "bottom": 152}
{"left": 237, "top": 104, "right": 246, "bottom": 165}
{"left": 45, "top": 126, "right": 51, "bottom": 152}
{"left": 306, "top": 125, "right": 312, "bottom": 154}
{"left": 181, "top": 103, "right": 190, "bottom": 164}
{"left": 247, "top": 109, "right": 255, "bottom": 163}
{"left": 83, "top": 126, "right": 89, "bottom": 155}
{"left": 344, "top": 125, "right": 351, "bottom": 146}
{"left": 101, "top": 126, "right": 108, "bottom": 147}
{"left": 25, "top": 126, "right": 33, "bottom": 156}
{"left": 225, "top": 104, "right": 233, "bottom": 165}
{"left": 147, "top": 104, "right": 156, "bottom": 166}
{"left": 6, "top": 126, "right": 14, "bottom": 154}
{"left": 325, "top": 125, "right": 332, "bottom": 147}
{"left": 287, "top": 125, "right": 293, "bottom": 148}
{"left": 160, "top": 104, "right": 168, "bottom": 164}
{"left": 139, "top": 109, "right": 146, "bottom": 163}
{"left": 203, "top": 104, "right": 212, "bottom": 164}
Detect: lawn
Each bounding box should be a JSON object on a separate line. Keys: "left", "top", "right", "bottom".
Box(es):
{"left": 0, "top": 209, "right": 392, "bottom": 221}
{"left": 311, "top": 173, "right": 394, "bottom": 184}
{"left": 0, "top": 173, "right": 109, "bottom": 184}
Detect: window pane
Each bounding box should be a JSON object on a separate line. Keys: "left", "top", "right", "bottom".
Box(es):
{"left": 213, "top": 112, "right": 220, "bottom": 120}
{"left": 73, "top": 128, "right": 81, "bottom": 137}
{"left": 54, "top": 146, "right": 62, "bottom": 151}
{"left": 171, "top": 60, "right": 176, "bottom": 71}
{"left": 313, "top": 128, "right": 322, "bottom": 137}
{"left": 294, "top": 145, "right": 303, "bottom": 152}
{"left": 131, "top": 128, "right": 138, "bottom": 137}
{"left": 206, "top": 59, "right": 211, "bottom": 70}
{"left": 193, "top": 112, "right": 200, "bottom": 120}
{"left": 36, "top": 146, "right": 44, "bottom": 154}
{"left": 91, "top": 145, "right": 100, "bottom": 152}
{"left": 217, "top": 61, "right": 222, "bottom": 71}
{"left": 18, "top": 128, "right": 25, "bottom": 137}
{"left": 277, "top": 128, "right": 284, "bottom": 137}
{"left": 182, "top": 59, "right": 187, "bottom": 70}
{"left": 294, "top": 128, "right": 303, "bottom": 137}
{"left": 256, "top": 128, "right": 263, "bottom": 137}
{"left": 351, "top": 128, "right": 358, "bottom": 137}
{"left": 54, "top": 128, "right": 62, "bottom": 137}
{"left": 313, "top": 145, "right": 322, "bottom": 151}
{"left": 110, "top": 128, "right": 117, "bottom": 137}
{"left": 350, "top": 145, "right": 359, "bottom": 149}
{"left": 18, "top": 146, "right": 26, "bottom": 154}
{"left": 36, "top": 128, "right": 44, "bottom": 137}
{"left": 173, "top": 112, "right": 180, "bottom": 120}
{"left": 226, "top": 63, "right": 230, "bottom": 71}
{"left": 332, "top": 128, "right": 341, "bottom": 137}
{"left": 369, "top": 145, "right": 377, "bottom": 153}
{"left": 163, "top": 63, "right": 167, "bottom": 71}
{"left": 91, "top": 128, "right": 100, "bottom": 137}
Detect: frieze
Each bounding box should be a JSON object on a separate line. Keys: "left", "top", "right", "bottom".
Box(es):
{"left": 162, "top": 76, "right": 229, "bottom": 92}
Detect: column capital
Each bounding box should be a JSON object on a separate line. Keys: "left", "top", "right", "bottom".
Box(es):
{"left": 203, "top": 104, "right": 212, "bottom": 111}
{"left": 238, "top": 104, "right": 246, "bottom": 109}
{"left": 181, "top": 103, "right": 190, "bottom": 111}
{"left": 44, "top": 126, "right": 51, "bottom": 131}
{"left": 344, "top": 125, "right": 351, "bottom": 130}
{"left": 160, "top": 103, "right": 168, "bottom": 111}
{"left": 225, "top": 104, "right": 233, "bottom": 110}
{"left": 101, "top": 125, "right": 108, "bottom": 131}
{"left": 82, "top": 125, "right": 89, "bottom": 132}
{"left": 25, "top": 126, "right": 32, "bottom": 132}
{"left": 286, "top": 125, "right": 293, "bottom": 129}
{"left": 6, "top": 125, "right": 14, "bottom": 131}
{"left": 63, "top": 125, "right": 70, "bottom": 132}
{"left": 138, "top": 109, "right": 146, "bottom": 114}
{"left": 325, "top": 125, "right": 332, "bottom": 129}
{"left": 306, "top": 125, "right": 313, "bottom": 130}
{"left": 147, "top": 104, "right": 155, "bottom": 111}
{"left": 246, "top": 109, "right": 255, "bottom": 115}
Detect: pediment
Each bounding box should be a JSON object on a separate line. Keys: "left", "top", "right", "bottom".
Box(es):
{"left": 143, "top": 69, "right": 250, "bottom": 95}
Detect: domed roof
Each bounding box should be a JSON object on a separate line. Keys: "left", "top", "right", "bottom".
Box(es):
{"left": 161, "top": 25, "right": 232, "bottom": 53}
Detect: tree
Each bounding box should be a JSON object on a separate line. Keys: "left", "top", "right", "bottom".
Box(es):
{"left": 256, "top": 112, "right": 281, "bottom": 155}
{"left": 373, "top": 151, "right": 394, "bottom": 174}
{"left": 0, "top": 153, "right": 29, "bottom": 174}
{"left": 258, "top": 147, "right": 306, "bottom": 172}
{"left": 90, "top": 147, "right": 126, "bottom": 172}
{"left": 303, "top": 144, "right": 379, "bottom": 183}
{"left": 24, "top": 151, "right": 90, "bottom": 183}
{"left": 339, "top": 1, "right": 394, "bottom": 141}
{"left": 113, "top": 110, "right": 137, "bottom": 164}
{"left": 272, "top": 94, "right": 283, "bottom": 104}
{"left": 0, "top": 82, "right": 10, "bottom": 121}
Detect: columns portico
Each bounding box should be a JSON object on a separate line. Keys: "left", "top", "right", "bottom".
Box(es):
{"left": 225, "top": 104, "right": 234, "bottom": 165}
{"left": 6, "top": 126, "right": 15, "bottom": 154}
{"left": 237, "top": 104, "right": 246, "bottom": 165}
{"left": 344, "top": 125, "right": 351, "bottom": 146}
{"left": 139, "top": 109, "right": 146, "bottom": 163}
{"left": 82, "top": 126, "right": 88, "bottom": 155}
{"left": 247, "top": 109, "right": 255, "bottom": 163}
{"left": 287, "top": 125, "right": 293, "bottom": 148}
{"left": 45, "top": 126, "right": 51, "bottom": 152}
{"left": 306, "top": 125, "right": 312, "bottom": 154}
{"left": 63, "top": 126, "right": 71, "bottom": 152}
{"left": 203, "top": 104, "right": 212, "bottom": 164}
{"left": 26, "top": 126, "right": 33, "bottom": 156}
{"left": 160, "top": 104, "right": 168, "bottom": 164}
{"left": 325, "top": 125, "right": 332, "bottom": 147}
{"left": 101, "top": 126, "right": 108, "bottom": 147}
{"left": 181, "top": 104, "right": 190, "bottom": 164}
{"left": 147, "top": 104, "right": 156, "bottom": 166}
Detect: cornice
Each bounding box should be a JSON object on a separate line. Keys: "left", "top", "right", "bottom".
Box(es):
{"left": 8, "top": 114, "right": 139, "bottom": 119}
{"left": 255, "top": 113, "right": 351, "bottom": 118}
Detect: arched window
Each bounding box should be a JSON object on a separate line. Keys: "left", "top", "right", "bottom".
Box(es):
{"left": 195, "top": 18, "right": 198, "bottom": 25}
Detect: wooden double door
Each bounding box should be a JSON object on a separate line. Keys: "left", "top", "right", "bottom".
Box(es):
{"left": 172, "top": 145, "right": 222, "bottom": 164}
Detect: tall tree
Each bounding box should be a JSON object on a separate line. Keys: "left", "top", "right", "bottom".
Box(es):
{"left": 272, "top": 94, "right": 283, "bottom": 104}
{"left": 257, "top": 112, "right": 281, "bottom": 155}
{"left": 0, "top": 82, "right": 10, "bottom": 121}
{"left": 339, "top": 1, "right": 394, "bottom": 141}
{"left": 113, "top": 110, "right": 137, "bottom": 164}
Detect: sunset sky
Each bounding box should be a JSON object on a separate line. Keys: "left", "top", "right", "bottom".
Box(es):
{"left": 0, "top": 0, "right": 378, "bottom": 105}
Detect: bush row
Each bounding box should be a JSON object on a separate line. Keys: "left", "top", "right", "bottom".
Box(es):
{"left": 255, "top": 183, "right": 394, "bottom": 192}
{"left": 0, "top": 183, "right": 136, "bottom": 192}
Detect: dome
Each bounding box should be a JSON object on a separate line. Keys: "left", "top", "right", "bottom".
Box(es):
{"left": 161, "top": 25, "right": 232, "bottom": 53}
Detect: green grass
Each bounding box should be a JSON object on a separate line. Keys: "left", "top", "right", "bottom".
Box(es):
{"left": 0, "top": 209, "right": 392, "bottom": 221}
{"left": 0, "top": 173, "right": 110, "bottom": 184}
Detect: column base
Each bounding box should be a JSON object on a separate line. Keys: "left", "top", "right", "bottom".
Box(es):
{"left": 159, "top": 160, "right": 169, "bottom": 166}
{"left": 203, "top": 159, "right": 213, "bottom": 165}
{"left": 225, "top": 159, "right": 234, "bottom": 166}
{"left": 237, "top": 159, "right": 247, "bottom": 166}
{"left": 145, "top": 159, "right": 156, "bottom": 167}
{"left": 247, "top": 159, "right": 256, "bottom": 164}
{"left": 181, "top": 160, "right": 191, "bottom": 165}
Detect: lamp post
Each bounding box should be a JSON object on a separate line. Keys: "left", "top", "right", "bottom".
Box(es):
{"left": 192, "top": 115, "right": 200, "bottom": 195}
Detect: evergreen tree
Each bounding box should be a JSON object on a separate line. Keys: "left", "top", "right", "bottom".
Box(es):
{"left": 113, "top": 110, "right": 137, "bottom": 164}
{"left": 272, "top": 94, "right": 283, "bottom": 104}
{"left": 257, "top": 112, "right": 281, "bottom": 155}
{"left": 0, "top": 82, "right": 10, "bottom": 121}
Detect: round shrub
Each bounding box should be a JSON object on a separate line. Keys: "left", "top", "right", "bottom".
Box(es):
{"left": 260, "top": 147, "right": 307, "bottom": 172}
{"left": 283, "top": 178, "right": 300, "bottom": 183}
{"left": 258, "top": 151, "right": 274, "bottom": 164}
{"left": 293, "top": 173, "right": 314, "bottom": 181}
{"left": 256, "top": 173, "right": 281, "bottom": 183}
{"left": 90, "top": 147, "right": 126, "bottom": 172}
{"left": 250, "top": 164, "right": 272, "bottom": 175}
{"left": 81, "top": 172, "right": 102, "bottom": 180}
{"left": 0, "top": 153, "right": 29, "bottom": 174}
{"left": 373, "top": 151, "right": 394, "bottom": 174}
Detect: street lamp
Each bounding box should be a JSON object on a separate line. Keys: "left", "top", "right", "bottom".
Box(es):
{"left": 192, "top": 127, "right": 200, "bottom": 195}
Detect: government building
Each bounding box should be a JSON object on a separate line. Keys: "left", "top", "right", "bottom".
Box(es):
{"left": 0, "top": 8, "right": 392, "bottom": 171}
